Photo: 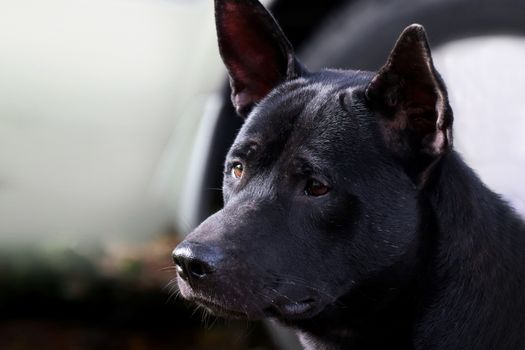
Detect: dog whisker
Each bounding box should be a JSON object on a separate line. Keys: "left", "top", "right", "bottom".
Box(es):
{"left": 206, "top": 187, "right": 223, "bottom": 192}
{"left": 159, "top": 266, "right": 178, "bottom": 272}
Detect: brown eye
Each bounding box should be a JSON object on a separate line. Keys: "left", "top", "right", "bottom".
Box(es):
{"left": 231, "top": 163, "right": 243, "bottom": 179}
{"left": 305, "top": 179, "right": 330, "bottom": 196}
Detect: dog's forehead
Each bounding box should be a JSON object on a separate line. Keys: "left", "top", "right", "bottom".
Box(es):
{"left": 232, "top": 70, "right": 373, "bottom": 158}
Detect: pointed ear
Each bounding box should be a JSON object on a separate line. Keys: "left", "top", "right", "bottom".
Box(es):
{"left": 215, "top": 0, "right": 303, "bottom": 117}
{"left": 366, "top": 24, "right": 453, "bottom": 172}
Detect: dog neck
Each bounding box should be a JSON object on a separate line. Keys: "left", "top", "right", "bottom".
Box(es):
{"left": 414, "top": 150, "right": 525, "bottom": 349}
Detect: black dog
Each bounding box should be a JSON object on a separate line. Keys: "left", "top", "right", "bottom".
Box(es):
{"left": 173, "top": 0, "right": 525, "bottom": 348}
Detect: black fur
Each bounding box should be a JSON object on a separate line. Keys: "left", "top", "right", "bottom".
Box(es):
{"left": 172, "top": 1, "right": 525, "bottom": 348}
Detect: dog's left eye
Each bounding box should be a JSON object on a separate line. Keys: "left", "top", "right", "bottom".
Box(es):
{"left": 305, "top": 179, "right": 330, "bottom": 197}
{"left": 231, "top": 162, "right": 244, "bottom": 179}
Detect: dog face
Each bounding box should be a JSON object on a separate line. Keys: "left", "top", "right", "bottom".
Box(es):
{"left": 173, "top": 0, "right": 453, "bottom": 322}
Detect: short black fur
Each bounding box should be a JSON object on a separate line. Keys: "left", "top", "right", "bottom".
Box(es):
{"left": 172, "top": 1, "right": 525, "bottom": 349}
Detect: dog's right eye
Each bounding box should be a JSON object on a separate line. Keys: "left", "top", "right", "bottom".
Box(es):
{"left": 231, "top": 162, "right": 244, "bottom": 179}
{"left": 305, "top": 179, "right": 330, "bottom": 197}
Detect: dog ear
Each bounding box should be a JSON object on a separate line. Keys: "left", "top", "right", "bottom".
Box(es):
{"left": 366, "top": 24, "right": 453, "bottom": 175}
{"left": 215, "top": 0, "right": 302, "bottom": 117}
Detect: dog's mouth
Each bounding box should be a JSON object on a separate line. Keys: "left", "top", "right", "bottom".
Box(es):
{"left": 193, "top": 295, "right": 319, "bottom": 320}
{"left": 177, "top": 269, "right": 323, "bottom": 320}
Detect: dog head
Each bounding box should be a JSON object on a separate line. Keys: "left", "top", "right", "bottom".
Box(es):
{"left": 173, "top": 0, "right": 453, "bottom": 322}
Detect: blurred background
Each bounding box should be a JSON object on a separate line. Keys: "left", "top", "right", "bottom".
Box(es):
{"left": 1, "top": 0, "right": 524, "bottom": 349}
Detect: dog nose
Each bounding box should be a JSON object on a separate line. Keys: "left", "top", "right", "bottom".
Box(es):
{"left": 172, "top": 242, "right": 222, "bottom": 283}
